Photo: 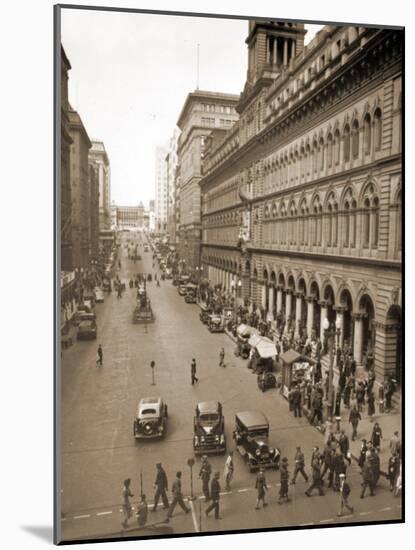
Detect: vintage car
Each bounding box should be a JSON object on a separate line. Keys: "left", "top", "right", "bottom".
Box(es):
{"left": 193, "top": 401, "right": 226, "bottom": 455}
{"left": 102, "top": 277, "right": 112, "bottom": 291}
{"left": 233, "top": 411, "right": 280, "bottom": 472}
{"left": 208, "top": 314, "right": 225, "bottom": 333}
{"left": 77, "top": 317, "right": 97, "bottom": 340}
{"left": 133, "top": 297, "right": 155, "bottom": 324}
{"left": 199, "top": 307, "right": 212, "bottom": 324}
{"left": 178, "top": 284, "right": 188, "bottom": 296}
{"left": 94, "top": 287, "right": 105, "bottom": 303}
{"left": 133, "top": 397, "right": 168, "bottom": 439}
{"left": 257, "top": 372, "right": 277, "bottom": 392}
{"left": 184, "top": 284, "right": 197, "bottom": 303}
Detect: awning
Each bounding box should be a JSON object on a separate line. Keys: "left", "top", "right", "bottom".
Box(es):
{"left": 280, "top": 348, "right": 316, "bottom": 365}
{"left": 255, "top": 337, "right": 277, "bottom": 359}
{"left": 248, "top": 333, "right": 262, "bottom": 347}
{"left": 237, "top": 324, "right": 259, "bottom": 338}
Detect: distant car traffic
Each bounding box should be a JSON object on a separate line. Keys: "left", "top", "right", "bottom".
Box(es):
{"left": 94, "top": 287, "right": 104, "bottom": 303}
{"left": 133, "top": 397, "right": 168, "bottom": 439}
{"left": 77, "top": 318, "right": 97, "bottom": 340}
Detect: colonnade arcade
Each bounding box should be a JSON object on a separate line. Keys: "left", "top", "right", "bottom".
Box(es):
{"left": 202, "top": 252, "right": 401, "bottom": 379}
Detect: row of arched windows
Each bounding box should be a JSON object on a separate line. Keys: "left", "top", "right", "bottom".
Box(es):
{"left": 262, "top": 109, "right": 383, "bottom": 192}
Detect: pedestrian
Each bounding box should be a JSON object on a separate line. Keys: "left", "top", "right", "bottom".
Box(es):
{"left": 349, "top": 405, "right": 361, "bottom": 441}
{"left": 311, "top": 446, "right": 321, "bottom": 465}
{"left": 371, "top": 422, "right": 383, "bottom": 452}
{"left": 153, "top": 462, "right": 169, "bottom": 511}
{"left": 367, "top": 391, "right": 376, "bottom": 421}
{"left": 96, "top": 344, "right": 103, "bottom": 367}
{"left": 199, "top": 455, "right": 212, "bottom": 500}
{"left": 278, "top": 457, "right": 291, "bottom": 503}
{"left": 224, "top": 451, "right": 234, "bottom": 491}
{"left": 255, "top": 468, "right": 268, "bottom": 509}
{"left": 389, "top": 431, "right": 401, "bottom": 458}
{"left": 333, "top": 449, "right": 347, "bottom": 492}
{"left": 310, "top": 392, "right": 323, "bottom": 425}
{"left": 337, "top": 473, "right": 354, "bottom": 516}
{"left": 121, "top": 478, "right": 134, "bottom": 528}
{"left": 369, "top": 448, "right": 381, "bottom": 488}
{"left": 219, "top": 347, "right": 226, "bottom": 368}
{"left": 388, "top": 453, "right": 399, "bottom": 491}
{"left": 305, "top": 456, "right": 325, "bottom": 497}
{"left": 358, "top": 439, "right": 368, "bottom": 469}
{"left": 321, "top": 444, "right": 335, "bottom": 488}
{"left": 360, "top": 461, "right": 375, "bottom": 498}
{"left": 191, "top": 358, "right": 198, "bottom": 385}
{"left": 136, "top": 494, "right": 148, "bottom": 527}
{"left": 291, "top": 385, "right": 302, "bottom": 418}
{"left": 291, "top": 446, "right": 308, "bottom": 484}
{"left": 356, "top": 382, "right": 365, "bottom": 412}
{"left": 205, "top": 472, "right": 221, "bottom": 519}
{"left": 338, "top": 430, "right": 351, "bottom": 465}
{"left": 166, "top": 472, "right": 190, "bottom": 518}
{"left": 384, "top": 375, "right": 396, "bottom": 412}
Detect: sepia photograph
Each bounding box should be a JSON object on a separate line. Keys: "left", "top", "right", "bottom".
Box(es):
{"left": 55, "top": 5, "right": 403, "bottom": 544}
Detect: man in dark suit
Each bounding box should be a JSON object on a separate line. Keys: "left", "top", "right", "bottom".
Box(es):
{"left": 205, "top": 472, "right": 221, "bottom": 519}
{"left": 153, "top": 462, "right": 169, "bottom": 511}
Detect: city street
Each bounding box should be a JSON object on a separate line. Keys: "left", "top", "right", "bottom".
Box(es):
{"left": 60, "top": 237, "right": 401, "bottom": 542}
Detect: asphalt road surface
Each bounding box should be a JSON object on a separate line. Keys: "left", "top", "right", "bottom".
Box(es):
{"left": 60, "top": 235, "right": 401, "bottom": 542}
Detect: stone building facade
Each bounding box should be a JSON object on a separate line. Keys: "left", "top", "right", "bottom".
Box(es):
{"left": 89, "top": 140, "right": 111, "bottom": 232}
{"left": 61, "top": 46, "right": 73, "bottom": 271}
{"left": 88, "top": 162, "right": 100, "bottom": 260}
{"left": 176, "top": 90, "right": 239, "bottom": 269}
{"left": 68, "top": 107, "right": 92, "bottom": 269}
{"left": 200, "top": 23, "right": 402, "bottom": 383}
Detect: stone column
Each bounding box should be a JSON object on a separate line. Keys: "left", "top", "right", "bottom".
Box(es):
{"left": 283, "top": 38, "right": 288, "bottom": 66}
{"left": 353, "top": 313, "right": 363, "bottom": 365}
{"left": 295, "top": 293, "right": 302, "bottom": 338}
{"left": 268, "top": 284, "right": 275, "bottom": 320}
{"left": 273, "top": 37, "right": 278, "bottom": 65}
{"left": 306, "top": 297, "right": 314, "bottom": 339}
{"left": 261, "top": 283, "right": 266, "bottom": 310}
{"left": 319, "top": 301, "right": 328, "bottom": 342}
{"left": 276, "top": 287, "right": 283, "bottom": 314}
{"left": 336, "top": 307, "right": 345, "bottom": 349}
{"left": 291, "top": 39, "right": 296, "bottom": 60}
{"left": 286, "top": 291, "right": 292, "bottom": 319}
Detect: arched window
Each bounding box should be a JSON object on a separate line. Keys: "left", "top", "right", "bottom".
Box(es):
{"left": 327, "top": 133, "right": 333, "bottom": 168}
{"left": 343, "top": 124, "right": 351, "bottom": 162}
{"left": 363, "top": 198, "right": 370, "bottom": 247}
{"left": 327, "top": 204, "right": 332, "bottom": 246}
{"left": 332, "top": 203, "right": 338, "bottom": 246}
{"left": 319, "top": 138, "right": 325, "bottom": 171}
{"left": 334, "top": 129, "right": 340, "bottom": 165}
{"left": 350, "top": 200, "right": 357, "bottom": 248}
{"left": 344, "top": 202, "right": 350, "bottom": 246}
{"left": 352, "top": 119, "right": 360, "bottom": 158}
{"left": 363, "top": 114, "right": 371, "bottom": 155}
{"left": 312, "top": 140, "right": 318, "bottom": 174}
{"left": 396, "top": 191, "right": 401, "bottom": 252}
{"left": 374, "top": 108, "right": 382, "bottom": 151}
{"left": 372, "top": 196, "right": 379, "bottom": 248}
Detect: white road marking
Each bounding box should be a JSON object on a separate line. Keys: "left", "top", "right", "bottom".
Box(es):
{"left": 300, "top": 522, "right": 314, "bottom": 526}
{"left": 359, "top": 511, "right": 372, "bottom": 516}
{"left": 220, "top": 491, "right": 232, "bottom": 496}
{"left": 379, "top": 507, "right": 392, "bottom": 512}
{"left": 340, "top": 515, "right": 354, "bottom": 519}
{"left": 74, "top": 514, "right": 91, "bottom": 520}
{"left": 96, "top": 511, "right": 113, "bottom": 516}
{"left": 189, "top": 500, "right": 200, "bottom": 533}
{"left": 238, "top": 489, "right": 249, "bottom": 493}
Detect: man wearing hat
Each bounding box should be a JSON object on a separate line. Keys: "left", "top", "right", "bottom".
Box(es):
{"left": 337, "top": 473, "right": 354, "bottom": 517}
{"left": 205, "top": 472, "right": 221, "bottom": 519}
{"left": 291, "top": 446, "right": 308, "bottom": 484}
{"left": 153, "top": 462, "right": 169, "bottom": 511}
{"left": 278, "top": 457, "right": 290, "bottom": 504}
{"left": 167, "top": 471, "right": 190, "bottom": 518}
{"left": 199, "top": 455, "right": 212, "bottom": 500}
{"left": 255, "top": 468, "right": 268, "bottom": 509}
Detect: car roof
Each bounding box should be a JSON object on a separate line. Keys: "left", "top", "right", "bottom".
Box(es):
{"left": 236, "top": 411, "right": 269, "bottom": 428}
{"left": 197, "top": 401, "right": 220, "bottom": 414}
{"left": 139, "top": 397, "right": 161, "bottom": 405}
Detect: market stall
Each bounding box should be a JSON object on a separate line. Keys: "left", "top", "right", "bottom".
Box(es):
{"left": 279, "top": 349, "right": 315, "bottom": 398}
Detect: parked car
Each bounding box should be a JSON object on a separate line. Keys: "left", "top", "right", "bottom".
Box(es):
{"left": 77, "top": 318, "right": 97, "bottom": 340}
{"left": 208, "top": 314, "right": 225, "bottom": 332}
{"left": 199, "top": 307, "right": 212, "bottom": 324}
{"left": 194, "top": 401, "right": 226, "bottom": 455}
{"left": 257, "top": 372, "right": 277, "bottom": 392}
{"left": 233, "top": 411, "right": 280, "bottom": 472}
{"left": 102, "top": 277, "right": 112, "bottom": 292}
{"left": 178, "top": 284, "right": 188, "bottom": 296}
{"left": 94, "top": 287, "right": 104, "bottom": 303}
{"left": 133, "top": 397, "right": 168, "bottom": 440}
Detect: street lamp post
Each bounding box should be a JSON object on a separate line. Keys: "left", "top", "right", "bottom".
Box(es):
{"left": 323, "top": 317, "right": 342, "bottom": 421}
{"left": 231, "top": 279, "right": 242, "bottom": 323}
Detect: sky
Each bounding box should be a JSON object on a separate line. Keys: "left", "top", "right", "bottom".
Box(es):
{"left": 61, "top": 9, "right": 323, "bottom": 207}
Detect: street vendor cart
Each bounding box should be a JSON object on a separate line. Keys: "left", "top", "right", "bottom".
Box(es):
{"left": 279, "top": 349, "right": 315, "bottom": 399}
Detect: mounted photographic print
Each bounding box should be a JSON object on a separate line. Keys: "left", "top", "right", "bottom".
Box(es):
{"left": 54, "top": 4, "right": 404, "bottom": 544}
